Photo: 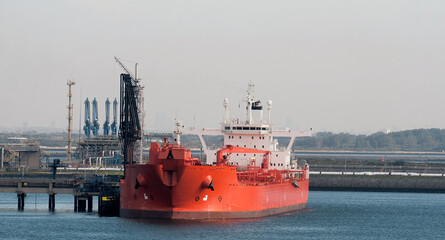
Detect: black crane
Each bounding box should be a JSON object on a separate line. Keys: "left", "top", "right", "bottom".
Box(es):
{"left": 119, "top": 73, "right": 141, "bottom": 166}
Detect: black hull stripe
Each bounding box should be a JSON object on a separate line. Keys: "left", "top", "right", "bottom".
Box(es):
{"left": 120, "top": 203, "right": 306, "bottom": 219}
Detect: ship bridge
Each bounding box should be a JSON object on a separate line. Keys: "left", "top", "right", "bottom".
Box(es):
{"left": 222, "top": 124, "right": 271, "bottom": 135}
{"left": 184, "top": 83, "right": 311, "bottom": 169}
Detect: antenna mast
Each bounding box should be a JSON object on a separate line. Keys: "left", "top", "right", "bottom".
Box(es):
{"left": 67, "top": 80, "right": 75, "bottom": 162}
{"left": 246, "top": 82, "right": 255, "bottom": 124}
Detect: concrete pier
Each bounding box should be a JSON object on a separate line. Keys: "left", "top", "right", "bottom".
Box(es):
{"left": 17, "top": 193, "right": 25, "bottom": 210}
{"left": 74, "top": 196, "right": 78, "bottom": 212}
{"left": 0, "top": 177, "right": 119, "bottom": 213}
{"left": 88, "top": 196, "right": 93, "bottom": 212}
{"left": 48, "top": 194, "right": 55, "bottom": 211}
{"left": 310, "top": 174, "right": 445, "bottom": 193}
{"left": 73, "top": 194, "right": 94, "bottom": 212}
{"left": 77, "top": 197, "right": 86, "bottom": 212}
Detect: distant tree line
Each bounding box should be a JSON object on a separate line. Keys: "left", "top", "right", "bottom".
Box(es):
{"left": 294, "top": 128, "right": 445, "bottom": 152}
{"left": 4, "top": 128, "right": 445, "bottom": 152}
{"left": 182, "top": 128, "right": 445, "bottom": 152}
{"left": 0, "top": 132, "right": 71, "bottom": 147}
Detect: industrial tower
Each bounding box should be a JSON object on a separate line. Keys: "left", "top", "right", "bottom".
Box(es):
{"left": 114, "top": 57, "right": 145, "bottom": 164}
{"left": 91, "top": 98, "right": 100, "bottom": 136}
{"left": 111, "top": 98, "right": 118, "bottom": 135}
{"left": 83, "top": 98, "right": 91, "bottom": 137}
{"left": 103, "top": 98, "right": 111, "bottom": 135}
{"left": 67, "top": 80, "right": 75, "bottom": 162}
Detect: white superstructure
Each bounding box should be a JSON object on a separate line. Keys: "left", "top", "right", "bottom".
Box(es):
{"left": 185, "top": 82, "right": 310, "bottom": 170}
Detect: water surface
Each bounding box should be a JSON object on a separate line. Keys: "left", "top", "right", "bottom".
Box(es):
{"left": 0, "top": 191, "right": 444, "bottom": 239}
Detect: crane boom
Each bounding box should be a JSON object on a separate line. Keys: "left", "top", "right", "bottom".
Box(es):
{"left": 114, "top": 56, "right": 136, "bottom": 81}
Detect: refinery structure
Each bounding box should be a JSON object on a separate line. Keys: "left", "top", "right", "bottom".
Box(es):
{"left": 0, "top": 57, "right": 162, "bottom": 171}
{"left": 76, "top": 57, "right": 144, "bottom": 169}
{"left": 82, "top": 98, "right": 118, "bottom": 138}
{"left": 0, "top": 58, "right": 139, "bottom": 170}
{"left": 76, "top": 97, "right": 121, "bottom": 168}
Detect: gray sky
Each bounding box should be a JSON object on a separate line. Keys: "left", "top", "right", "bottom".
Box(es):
{"left": 1, "top": 0, "right": 444, "bottom": 134}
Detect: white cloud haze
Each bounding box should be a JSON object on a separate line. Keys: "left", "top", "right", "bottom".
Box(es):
{"left": 0, "top": 0, "right": 444, "bottom": 134}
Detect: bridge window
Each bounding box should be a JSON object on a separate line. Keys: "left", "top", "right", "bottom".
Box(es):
{"left": 225, "top": 127, "right": 230, "bottom": 130}
{"left": 243, "top": 127, "right": 249, "bottom": 130}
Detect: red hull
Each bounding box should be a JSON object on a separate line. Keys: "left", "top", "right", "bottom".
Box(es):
{"left": 120, "top": 163, "right": 309, "bottom": 219}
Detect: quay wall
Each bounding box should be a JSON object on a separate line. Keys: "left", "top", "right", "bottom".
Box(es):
{"left": 309, "top": 174, "right": 445, "bottom": 193}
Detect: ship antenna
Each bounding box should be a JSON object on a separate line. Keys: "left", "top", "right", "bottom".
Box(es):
{"left": 223, "top": 98, "right": 229, "bottom": 124}
{"left": 267, "top": 100, "right": 272, "bottom": 124}
{"left": 246, "top": 82, "right": 255, "bottom": 124}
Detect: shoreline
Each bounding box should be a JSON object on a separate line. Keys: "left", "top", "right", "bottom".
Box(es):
{"left": 309, "top": 174, "right": 445, "bottom": 193}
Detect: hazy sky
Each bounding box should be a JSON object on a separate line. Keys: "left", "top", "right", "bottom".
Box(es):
{"left": 1, "top": 0, "right": 444, "bottom": 134}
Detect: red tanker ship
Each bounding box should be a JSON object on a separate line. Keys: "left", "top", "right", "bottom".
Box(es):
{"left": 118, "top": 76, "right": 309, "bottom": 219}
{"left": 120, "top": 140, "right": 309, "bottom": 219}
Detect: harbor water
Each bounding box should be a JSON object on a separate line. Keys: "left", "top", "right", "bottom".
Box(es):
{"left": 0, "top": 191, "right": 444, "bottom": 239}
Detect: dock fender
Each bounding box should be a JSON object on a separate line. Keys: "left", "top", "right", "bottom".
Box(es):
{"left": 202, "top": 175, "right": 214, "bottom": 191}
